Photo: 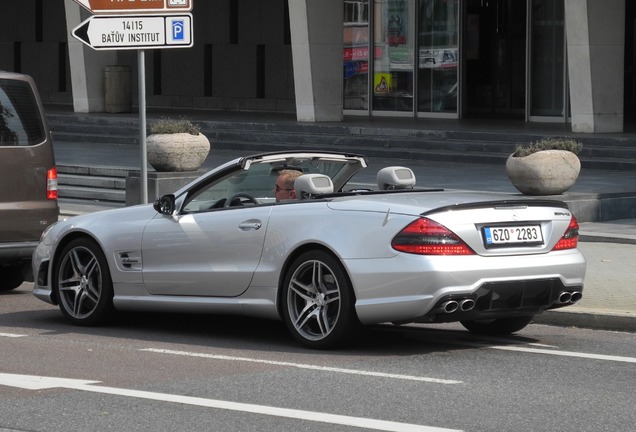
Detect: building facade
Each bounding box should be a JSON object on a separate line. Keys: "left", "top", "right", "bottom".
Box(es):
{"left": 0, "top": 0, "right": 631, "bottom": 133}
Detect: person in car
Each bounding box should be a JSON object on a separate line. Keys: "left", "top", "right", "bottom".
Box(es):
{"left": 274, "top": 169, "right": 302, "bottom": 202}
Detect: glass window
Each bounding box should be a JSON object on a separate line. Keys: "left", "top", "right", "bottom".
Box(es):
{"left": 530, "top": 0, "right": 565, "bottom": 117}
{"left": 0, "top": 79, "right": 46, "bottom": 147}
{"left": 417, "top": 0, "right": 459, "bottom": 113}
{"left": 183, "top": 163, "right": 277, "bottom": 212}
{"left": 344, "top": 1, "right": 370, "bottom": 110}
{"left": 372, "top": 0, "right": 414, "bottom": 112}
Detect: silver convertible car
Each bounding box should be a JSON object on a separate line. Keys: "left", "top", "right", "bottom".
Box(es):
{"left": 32, "top": 151, "right": 586, "bottom": 348}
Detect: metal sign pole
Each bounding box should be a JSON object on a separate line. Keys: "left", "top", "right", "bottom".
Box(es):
{"left": 138, "top": 49, "right": 148, "bottom": 204}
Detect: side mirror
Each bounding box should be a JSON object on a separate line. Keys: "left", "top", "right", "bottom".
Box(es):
{"left": 153, "top": 194, "right": 176, "bottom": 215}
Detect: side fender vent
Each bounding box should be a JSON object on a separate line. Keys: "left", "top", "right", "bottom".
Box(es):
{"left": 116, "top": 251, "right": 142, "bottom": 271}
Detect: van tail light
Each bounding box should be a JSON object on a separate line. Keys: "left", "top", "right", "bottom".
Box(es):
{"left": 47, "top": 167, "right": 58, "bottom": 200}
{"left": 392, "top": 217, "right": 475, "bottom": 255}
{"left": 552, "top": 216, "right": 579, "bottom": 250}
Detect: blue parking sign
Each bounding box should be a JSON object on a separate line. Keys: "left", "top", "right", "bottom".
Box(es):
{"left": 171, "top": 19, "right": 185, "bottom": 41}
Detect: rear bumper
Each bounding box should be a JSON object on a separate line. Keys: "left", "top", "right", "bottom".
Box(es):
{"left": 416, "top": 278, "right": 583, "bottom": 323}
{"left": 346, "top": 249, "right": 586, "bottom": 325}
{"left": 0, "top": 241, "right": 38, "bottom": 262}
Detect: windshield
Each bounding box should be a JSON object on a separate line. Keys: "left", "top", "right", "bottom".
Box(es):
{"left": 182, "top": 155, "right": 360, "bottom": 212}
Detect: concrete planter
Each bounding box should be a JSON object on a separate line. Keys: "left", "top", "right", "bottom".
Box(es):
{"left": 146, "top": 132, "right": 210, "bottom": 172}
{"left": 506, "top": 150, "right": 581, "bottom": 195}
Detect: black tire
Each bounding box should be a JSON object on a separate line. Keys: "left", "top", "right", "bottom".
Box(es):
{"left": 461, "top": 316, "right": 534, "bottom": 335}
{"left": 281, "top": 250, "right": 358, "bottom": 349}
{"left": 53, "top": 237, "right": 115, "bottom": 326}
{"left": 0, "top": 265, "right": 24, "bottom": 291}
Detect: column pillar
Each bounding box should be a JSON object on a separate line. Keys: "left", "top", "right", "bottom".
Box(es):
{"left": 63, "top": 0, "right": 117, "bottom": 113}
{"left": 565, "top": 0, "right": 625, "bottom": 132}
{"left": 288, "top": 0, "right": 343, "bottom": 122}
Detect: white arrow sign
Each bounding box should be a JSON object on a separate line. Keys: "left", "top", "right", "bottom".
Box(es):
{"left": 72, "top": 14, "right": 193, "bottom": 50}
{"left": 0, "top": 372, "right": 460, "bottom": 432}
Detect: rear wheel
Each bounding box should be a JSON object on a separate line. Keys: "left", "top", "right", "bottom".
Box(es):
{"left": 460, "top": 316, "right": 534, "bottom": 335}
{"left": 0, "top": 265, "right": 24, "bottom": 291}
{"left": 282, "top": 250, "right": 358, "bottom": 349}
{"left": 53, "top": 237, "right": 114, "bottom": 326}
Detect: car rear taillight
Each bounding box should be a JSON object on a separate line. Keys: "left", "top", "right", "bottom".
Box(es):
{"left": 392, "top": 217, "right": 474, "bottom": 255}
{"left": 47, "top": 167, "right": 58, "bottom": 200}
{"left": 552, "top": 216, "right": 579, "bottom": 250}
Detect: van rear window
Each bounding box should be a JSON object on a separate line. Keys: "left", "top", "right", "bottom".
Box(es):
{"left": 0, "top": 78, "right": 46, "bottom": 147}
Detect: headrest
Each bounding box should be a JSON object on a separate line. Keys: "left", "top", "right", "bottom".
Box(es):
{"left": 294, "top": 174, "right": 333, "bottom": 199}
{"left": 377, "top": 166, "right": 416, "bottom": 190}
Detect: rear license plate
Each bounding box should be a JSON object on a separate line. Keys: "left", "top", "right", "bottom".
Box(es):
{"left": 483, "top": 225, "right": 544, "bottom": 247}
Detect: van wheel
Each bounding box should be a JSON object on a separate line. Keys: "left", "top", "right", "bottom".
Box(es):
{"left": 0, "top": 265, "right": 24, "bottom": 291}
{"left": 53, "top": 238, "right": 114, "bottom": 326}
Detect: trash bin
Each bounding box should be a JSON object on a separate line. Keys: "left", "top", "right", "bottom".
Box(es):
{"left": 104, "top": 65, "right": 132, "bottom": 113}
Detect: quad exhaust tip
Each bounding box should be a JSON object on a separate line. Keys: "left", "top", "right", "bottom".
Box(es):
{"left": 440, "top": 298, "right": 476, "bottom": 314}
{"left": 439, "top": 290, "right": 581, "bottom": 315}
{"left": 441, "top": 300, "right": 459, "bottom": 313}
{"left": 558, "top": 291, "right": 582, "bottom": 304}
{"left": 459, "top": 299, "right": 475, "bottom": 311}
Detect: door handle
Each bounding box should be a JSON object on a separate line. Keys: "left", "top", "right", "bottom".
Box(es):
{"left": 238, "top": 220, "right": 262, "bottom": 230}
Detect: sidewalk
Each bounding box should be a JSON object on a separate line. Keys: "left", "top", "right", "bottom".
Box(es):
{"left": 54, "top": 145, "right": 636, "bottom": 334}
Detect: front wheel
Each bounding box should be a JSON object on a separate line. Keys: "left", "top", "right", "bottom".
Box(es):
{"left": 282, "top": 250, "right": 358, "bottom": 349}
{"left": 53, "top": 237, "right": 115, "bottom": 326}
{"left": 461, "top": 316, "right": 534, "bottom": 335}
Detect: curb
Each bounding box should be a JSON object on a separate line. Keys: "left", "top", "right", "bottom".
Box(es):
{"left": 533, "top": 309, "right": 636, "bottom": 333}
{"left": 579, "top": 234, "right": 636, "bottom": 245}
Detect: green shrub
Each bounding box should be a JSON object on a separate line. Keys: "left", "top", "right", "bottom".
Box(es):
{"left": 513, "top": 137, "right": 582, "bottom": 157}
{"left": 150, "top": 117, "right": 201, "bottom": 135}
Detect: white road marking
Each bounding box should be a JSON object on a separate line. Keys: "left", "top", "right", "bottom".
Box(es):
{"left": 487, "top": 345, "right": 636, "bottom": 364}
{"left": 525, "top": 342, "right": 559, "bottom": 349}
{"left": 140, "top": 348, "right": 462, "bottom": 384}
{"left": 0, "top": 332, "right": 27, "bottom": 338}
{"left": 0, "top": 373, "right": 462, "bottom": 432}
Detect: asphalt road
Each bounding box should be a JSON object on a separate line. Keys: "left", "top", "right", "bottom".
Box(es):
{"left": 1, "top": 283, "right": 634, "bottom": 432}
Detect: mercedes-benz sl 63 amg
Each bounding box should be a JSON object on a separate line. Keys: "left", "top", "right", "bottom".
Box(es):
{"left": 32, "top": 152, "right": 586, "bottom": 348}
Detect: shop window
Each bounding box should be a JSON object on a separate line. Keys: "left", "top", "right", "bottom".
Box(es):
{"left": 344, "top": 1, "right": 371, "bottom": 110}
{"left": 344, "top": 0, "right": 459, "bottom": 115}
{"left": 417, "top": 0, "right": 458, "bottom": 113}
{"left": 372, "top": 0, "right": 414, "bottom": 112}
{"left": 530, "top": 0, "right": 565, "bottom": 117}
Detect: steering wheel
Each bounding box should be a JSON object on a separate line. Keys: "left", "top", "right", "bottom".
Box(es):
{"left": 224, "top": 192, "right": 259, "bottom": 207}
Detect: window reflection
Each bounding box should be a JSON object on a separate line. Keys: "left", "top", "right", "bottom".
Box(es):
{"left": 373, "top": 0, "right": 414, "bottom": 111}
{"left": 417, "top": 0, "right": 458, "bottom": 113}
{"left": 344, "top": 1, "right": 370, "bottom": 110}
{"left": 343, "top": 0, "right": 460, "bottom": 115}
{"left": 530, "top": 0, "right": 565, "bottom": 117}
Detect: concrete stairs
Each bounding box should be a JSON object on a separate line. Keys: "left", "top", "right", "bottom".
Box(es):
{"left": 57, "top": 165, "right": 128, "bottom": 204}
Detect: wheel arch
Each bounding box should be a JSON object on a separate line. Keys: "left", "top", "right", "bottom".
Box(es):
{"left": 49, "top": 231, "right": 107, "bottom": 304}
{"left": 275, "top": 243, "right": 357, "bottom": 319}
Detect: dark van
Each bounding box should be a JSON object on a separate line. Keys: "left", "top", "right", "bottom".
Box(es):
{"left": 0, "top": 71, "right": 58, "bottom": 290}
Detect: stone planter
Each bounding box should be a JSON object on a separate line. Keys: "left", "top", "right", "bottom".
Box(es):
{"left": 506, "top": 150, "right": 581, "bottom": 195}
{"left": 146, "top": 132, "right": 210, "bottom": 172}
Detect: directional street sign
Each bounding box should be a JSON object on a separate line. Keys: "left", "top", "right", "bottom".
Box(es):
{"left": 70, "top": 1, "right": 195, "bottom": 204}
{"left": 72, "top": 14, "right": 193, "bottom": 50}
{"left": 73, "top": 0, "right": 192, "bottom": 14}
